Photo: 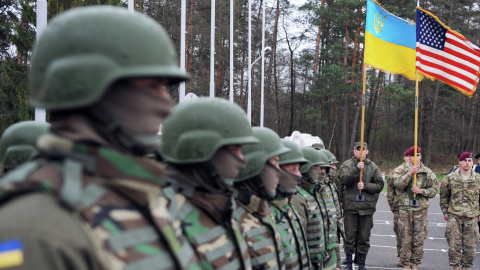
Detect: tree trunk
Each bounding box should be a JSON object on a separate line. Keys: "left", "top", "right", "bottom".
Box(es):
{"left": 425, "top": 81, "right": 440, "bottom": 166}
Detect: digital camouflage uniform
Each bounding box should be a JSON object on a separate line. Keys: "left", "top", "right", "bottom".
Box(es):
{"left": 270, "top": 197, "right": 310, "bottom": 269}
{"left": 0, "top": 135, "right": 199, "bottom": 270}
{"left": 337, "top": 155, "right": 384, "bottom": 267}
{"left": 440, "top": 168, "right": 480, "bottom": 268}
{"left": 386, "top": 169, "right": 402, "bottom": 257}
{"left": 392, "top": 161, "right": 438, "bottom": 266}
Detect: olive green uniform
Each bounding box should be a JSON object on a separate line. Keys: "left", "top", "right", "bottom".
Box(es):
{"left": 337, "top": 157, "right": 384, "bottom": 256}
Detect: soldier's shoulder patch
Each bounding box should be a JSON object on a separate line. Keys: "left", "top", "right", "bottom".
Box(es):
{"left": 394, "top": 168, "right": 402, "bottom": 174}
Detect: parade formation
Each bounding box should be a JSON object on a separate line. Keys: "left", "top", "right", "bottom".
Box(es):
{"left": 1, "top": 3, "right": 480, "bottom": 270}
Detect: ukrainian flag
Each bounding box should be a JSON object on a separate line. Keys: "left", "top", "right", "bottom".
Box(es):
{"left": 0, "top": 239, "right": 23, "bottom": 268}
{"left": 365, "top": 0, "right": 417, "bottom": 80}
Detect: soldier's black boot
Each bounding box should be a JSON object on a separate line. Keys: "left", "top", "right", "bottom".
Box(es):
{"left": 357, "top": 254, "right": 367, "bottom": 270}
{"left": 344, "top": 254, "right": 353, "bottom": 270}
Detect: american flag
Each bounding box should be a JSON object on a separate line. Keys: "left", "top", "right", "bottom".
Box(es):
{"left": 416, "top": 8, "right": 480, "bottom": 97}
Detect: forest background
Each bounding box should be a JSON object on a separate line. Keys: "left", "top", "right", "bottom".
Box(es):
{"left": 1, "top": 0, "right": 480, "bottom": 174}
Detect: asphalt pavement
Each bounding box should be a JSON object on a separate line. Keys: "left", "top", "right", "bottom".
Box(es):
{"left": 339, "top": 192, "right": 480, "bottom": 269}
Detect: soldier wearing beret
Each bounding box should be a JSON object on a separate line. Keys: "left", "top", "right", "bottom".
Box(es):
{"left": 392, "top": 146, "right": 438, "bottom": 270}
{"left": 440, "top": 152, "right": 480, "bottom": 270}
{"left": 337, "top": 142, "right": 384, "bottom": 270}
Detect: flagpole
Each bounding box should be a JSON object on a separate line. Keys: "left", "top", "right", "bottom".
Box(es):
{"left": 412, "top": 72, "right": 419, "bottom": 206}
{"left": 357, "top": 64, "right": 367, "bottom": 202}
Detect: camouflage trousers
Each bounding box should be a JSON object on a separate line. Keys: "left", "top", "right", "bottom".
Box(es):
{"left": 323, "top": 248, "right": 337, "bottom": 270}
{"left": 398, "top": 208, "right": 428, "bottom": 265}
{"left": 393, "top": 209, "right": 401, "bottom": 257}
{"left": 445, "top": 215, "right": 479, "bottom": 268}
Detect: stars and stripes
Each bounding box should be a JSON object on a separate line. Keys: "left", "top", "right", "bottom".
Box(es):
{"left": 416, "top": 8, "right": 480, "bottom": 97}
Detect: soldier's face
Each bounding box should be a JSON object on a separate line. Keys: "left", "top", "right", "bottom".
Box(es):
{"left": 129, "top": 78, "right": 170, "bottom": 99}
{"left": 227, "top": 144, "right": 244, "bottom": 160}
{"left": 269, "top": 156, "right": 280, "bottom": 169}
{"left": 320, "top": 167, "right": 327, "bottom": 173}
{"left": 459, "top": 158, "right": 473, "bottom": 170}
{"left": 281, "top": 163, "right": 301, "bottom": 177}
{"left": 408, "top": 153, "right": 421, "bottom": 164}
{"left": 353, "top": 148, "right": 368, "bottom": 159}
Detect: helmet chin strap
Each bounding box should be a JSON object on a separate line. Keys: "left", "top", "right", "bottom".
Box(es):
{"left": 88, "top": 105, "right": 159, "bottom": 156}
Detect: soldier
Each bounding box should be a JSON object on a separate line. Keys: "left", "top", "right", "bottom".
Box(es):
{"left": 0, "top": 6, "right": 200, "bottom": 269}
{"left": 0, "top": 121, "right": 49, "bottom": 176}
{"left": 274, "top": 140, "right": 311, "bottom": 269}
{"left": 233, "top": 127, "right": 288, "bottom": 269}
{"left": 291, "top": 147, "right": 327, "bottom": 270}
{"left": 315, "top": 151, "right": 341, "bottom": 270}
{"left": 337, "top": 142, "right": 384, "bottom": 270}
{"left": 386, "top": 150, "right": 410, "bottom": 267}
{"left": 318, "top": 149, "right": 343, "bottom": 270}
{"left": 161, "top": 98, "right": 256, "bottom": 269}
{"left": 440, "top": 152, "right": 480, "bottom": 270}
{"left": 392, "top": 146, "right": 438, "bottom": 270}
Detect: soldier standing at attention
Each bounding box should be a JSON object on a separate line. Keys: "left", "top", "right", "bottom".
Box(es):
{"left": 270, "top": 140, "right": 311, "bottom": 269}
{"left": 161, "top": 98, "right": 256, "bottom": 269}
{"left": 291, "top": 147, "right": 328, "bottom": 270}
{"left": 0, "top": 121, "right": 50, "bottom": 176}
{"left": 337, "top": 142, "right": 384, "bottom": 270}
{"left": 440, "top": 152, "right": 480, "bottom": 270}
{"left": 0, "top": 6, "right": 200, "bottom": 269}
{"left": 386, "top": 149, "right": 410, "bottom": 267}
{"left": 234, "top": 127, "right": 289, "bottom": 270}
{"left": 392, "top": 146, "right": 438, "bottom": 270}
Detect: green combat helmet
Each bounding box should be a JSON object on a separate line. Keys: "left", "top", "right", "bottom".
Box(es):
{"left": 320, "top": 149, "right": 339, "bottom": 164}
{"left": 30, "top": 6, "right": 189, "bottom": 110}
{"left": 300, "top": 147, "right": 329, "bottom": 173}
{"left": 279, "top": 140, "right": 308, "bottom": 166}
{"left": 28, "top": 6, "right": 189, "bottom": 155}
{"left": 0, "top": 121, "right": 50, "bottom": 171}
{"left": 236, "top": 127, "right": 290, "bottom": 181}
{"left": 161, "top": 97, "right": 259, "bottom": 164}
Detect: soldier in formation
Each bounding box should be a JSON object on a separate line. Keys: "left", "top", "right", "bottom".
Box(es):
{"left": 337, "top": 142, "right": 384, "bottom": 270}
{"left": 392, "top": 146, "right": 438, "bottom": 270}
{"left": 233, "top": 127, "right": 287, "bottom": 269}
{"left": 440, "top": 152, "right": 480, "bottom": 270}
{"left": 0, "top": 121, "right": 50, "bottom": 176}
{"left": 0, "top": 6, "right": 201, "bottom": 269}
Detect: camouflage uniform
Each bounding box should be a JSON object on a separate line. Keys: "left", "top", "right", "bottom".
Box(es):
{"left": 235, "top": 189, "right": 284, "bottom": 270}
{"left": 440, "top": 168, "right": 480, "bottom": 268}
{"left": 386, "top": 170, "right": 402, "bottom": 257}
{"left": 0, "top": 135, "right": 199, "bottom": 270}
{"left": 163, "top": 167, "right": 251, "bottom": 269}
{"left": 270, "top": 197, "right": 311, "bottom": 269}
{"left": 337, "top": 156, "right": 384, "bottom": 257}
{"left": 392, "top": 161, "right": 438, "bottom": 266}
{"left": 317, "top": 179, "right": 339, "bottom": 270}
{"left": 291, "top": 180, "right": 326, "bottom": 269}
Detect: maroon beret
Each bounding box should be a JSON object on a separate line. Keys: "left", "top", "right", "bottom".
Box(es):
{"left": 404, "top": 150, "right": 409, "bottom": 157}
{"left": 405, "top": 146, "right": 421, "bottom": 157}
{"left": 458, "top": 152, "right": 473, "bottom": 161}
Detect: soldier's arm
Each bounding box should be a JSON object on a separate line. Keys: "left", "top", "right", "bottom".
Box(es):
{"left": 420, "top": 170, "right": 439, "bottom": 198}
{"left": 439, "top": 177, "right": 450, "bottom": 215}
{"left": 394, "top": 169, "right": 413, "bottom": 190}
{"left": 290, "top": 194, "right": 308, "bottom": 232}
{"left": 337, "top": 169, "right": 345, "bottom": 203}
{"left": 386, "top": 178, "right": 395, "bottom": 207}
{"left": 338, "top": 162, "right": 359, "bottom": 187}
{"left": 363, "top": 165, "right": 384, "bottom": 194}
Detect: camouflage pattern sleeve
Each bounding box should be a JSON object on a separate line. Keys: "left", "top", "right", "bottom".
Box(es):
{"left": 394, "top": 166, "right": 413, "bottom": 190}
{"left": 386, "top": 177, "right": 395, "bottom": 207}
{"left": 439, "top": 175, "right": 451, "bottom": 215}
{"left": 420, "top": 169, "right": 439, "bottom": 198}
{"left": 363, "top": 163, "right": 384, "bottom": 194}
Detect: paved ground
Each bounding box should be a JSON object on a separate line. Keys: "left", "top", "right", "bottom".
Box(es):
{"left": 339, "top": 192, "right": 480, "bottom": 269}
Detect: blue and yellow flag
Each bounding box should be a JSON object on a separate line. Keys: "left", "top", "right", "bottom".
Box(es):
{"left": 365, "top": 0, "right": 417, "bottom": 80}
{"left": 0, "top": 239, "right": 23, "bottom": 268}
